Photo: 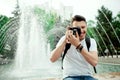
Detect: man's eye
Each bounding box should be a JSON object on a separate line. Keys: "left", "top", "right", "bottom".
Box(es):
{"left": 81, "top": 26, "right": 85, "bottom": 28}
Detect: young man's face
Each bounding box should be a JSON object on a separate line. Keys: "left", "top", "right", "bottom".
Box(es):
{"left": 72, "top": 21, "right": 87, "bottom": 40}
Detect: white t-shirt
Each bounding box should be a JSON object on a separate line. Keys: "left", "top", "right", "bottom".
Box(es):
{"left": 56, "top": 36, "right": 98, "bottom": 78}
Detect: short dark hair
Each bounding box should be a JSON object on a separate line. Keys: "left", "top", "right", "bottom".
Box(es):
{"left": 72, "top": 15, "right": 86, "bottom": 23}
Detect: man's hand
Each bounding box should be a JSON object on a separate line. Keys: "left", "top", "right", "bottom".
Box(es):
{"left": 66, "top": 30, "right": 80, "bottom": 47}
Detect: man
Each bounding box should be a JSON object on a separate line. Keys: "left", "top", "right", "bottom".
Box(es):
{"left": 50, "top": 15, "right": 98, "bottom": 80}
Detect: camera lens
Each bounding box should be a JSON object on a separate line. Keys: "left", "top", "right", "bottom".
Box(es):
{"left": 73, "top": 29, "right": 77, "bottom": 35}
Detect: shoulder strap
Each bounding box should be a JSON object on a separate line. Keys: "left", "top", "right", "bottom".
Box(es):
{"left": 62, "top": 43, "right": 71, "bottom": 61}
{"left": 85, "top": 37, "right": 90, "bottom": 51}
{"left": 85, "top": 37, "right": 97, "bottom": 73}
{"left": 62, "top": 43, "right": 71, "bottom": 69}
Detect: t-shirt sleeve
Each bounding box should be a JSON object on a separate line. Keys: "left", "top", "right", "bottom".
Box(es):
{"left": 56, "top": 36, "right": 65, "bottom": 48}
{"left": 89, "top": 38, "right": 98, "bottom": 52}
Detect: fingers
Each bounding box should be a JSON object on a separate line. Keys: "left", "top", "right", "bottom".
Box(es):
{"left": 66, "top": 31, "right": 72, "bottom": 40}
{"left": 68, "top": 30, "right": 73, "bottom": 38}
{"left": 65, "top": 29, "right": 72, "bottom": 43}
{"left": 76, "top": 31, "right": 79, "bottom": 38}
{"left": 66, "top": 29, "right": 72, "bottom": 35}
{"left": 66, "top": 26, "right": 71, "bottom": 30}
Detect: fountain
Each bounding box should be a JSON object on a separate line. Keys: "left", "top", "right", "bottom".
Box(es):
{"left": 97, "top": 20, "right": 116, "bottom": 57}
{"left": 87, "top": 29, "right": 105, "bottom": 57}
{"left": 0, "top": 0, "right": 62, "bottom": 80}
{"left": 11, "top": 4, "right": 61, "bottom": 80}
{"left": 0, "top": 0, "right": 120, "bottom": 80}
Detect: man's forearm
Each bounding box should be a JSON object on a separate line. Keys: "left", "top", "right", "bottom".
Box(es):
{"left": 81, "top": 48, "right": 98, "bottom": 66}
{"left": 50, "top": 41, "right": 66, "bottom": 62}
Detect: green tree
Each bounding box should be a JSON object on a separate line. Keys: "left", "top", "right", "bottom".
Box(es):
{"left": 87, "top": 20, "right": 105, "bottom": 56}
{"left": 96, "top": 6, "right": 113, "bottom": 46}
{"left": 0, "top": 15, "right": 10, "bottom": 29}
{"left": 96, "top": 6, "right": 120, "bottom": 57}
{"left": 112, "top": 12, "right": 120, "bottom": 51}
{"left": 34, "top": 6, "right": 71, "bottom": 49}
{"left": 33, "top": 6, "right": 59, "bottom": 49}
{"left": 0, "top": 15, "right": 10, "bottom": 56}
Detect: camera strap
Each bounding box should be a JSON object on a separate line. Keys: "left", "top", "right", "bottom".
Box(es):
{"left": 62, "top": 37, "right": 97, "bottom": 73}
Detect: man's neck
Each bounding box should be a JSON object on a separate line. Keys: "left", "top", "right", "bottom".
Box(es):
{"left": 80, "top": 38, "right": 84, "bottom": 41}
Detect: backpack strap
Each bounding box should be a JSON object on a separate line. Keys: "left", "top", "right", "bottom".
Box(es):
{"left": 62, "top": 43, "right": 71, "bottom": 69}
{"left": 85, "top": 37, "right": 97, "bottom": 73}
{"left": 85, "top": 37, "right": 90, "bottom": 51}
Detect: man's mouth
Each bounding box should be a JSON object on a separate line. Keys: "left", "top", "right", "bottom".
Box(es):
{"left": 80, "top": 32, "right": 86, "bottom": 36}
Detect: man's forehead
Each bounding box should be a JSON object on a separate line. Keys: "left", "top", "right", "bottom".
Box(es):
{"left": 72, "top": 21, "right": 87, "bottom": 26}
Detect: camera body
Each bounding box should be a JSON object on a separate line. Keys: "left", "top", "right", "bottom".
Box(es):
{"left": 69, "top": 27, "right": 81, "bottom": 36}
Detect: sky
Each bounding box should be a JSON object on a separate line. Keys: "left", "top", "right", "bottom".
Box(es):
{"left": 0, "top": 0, "right": 120, "bottom": 21}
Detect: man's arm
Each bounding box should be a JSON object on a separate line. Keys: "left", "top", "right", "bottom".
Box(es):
{"left": 67, "top": 32, "right": 98, "bottom": 67}
{"left": 80, "top": 38, "right": 98, "bottom": 67}
{"left": 50, "top": 40, "right": 66, "bottom": 62}
{"left": 50, "top": 35, "right": 68, "bottom": 62}
{"left": 50, "top": 29, "right": 70, "bottom": 62}
{"left": 80, "top": 49, "right": 98, "bottom": 67}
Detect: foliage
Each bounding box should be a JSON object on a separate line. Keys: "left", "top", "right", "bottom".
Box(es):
{"left": 0, "top": 15, "right": 14, "bottom": 58}
{"left": 0, "top": 15, "right": 9, "bottom": 29}
{"left": 34, "top": 6, "right": 58, "bottom": 33}
{"left": 112, "top": 12, "right": 120, "bottom": 39}
{"left": 33, "top": 6, "right": 57, "bottom": 49}
{"left": 88, "top": 6, "right": 120, "bottom": 54}
{"left": 33, "top": 6, "right": 71, "bottom": 49}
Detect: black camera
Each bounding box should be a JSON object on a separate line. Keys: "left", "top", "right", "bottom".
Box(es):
{"left": 68, "top": 27, "right": 81, "bottom": 36}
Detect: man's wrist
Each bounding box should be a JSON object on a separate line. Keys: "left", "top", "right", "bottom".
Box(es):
{"left": 76, "top": 43, "right": 81, "bottom": 49}
{"left": 76, "top": 45, "right": 83, "bottom": 52}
